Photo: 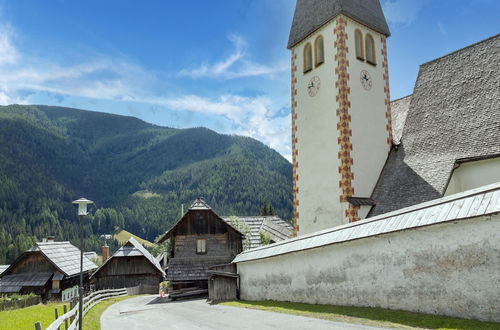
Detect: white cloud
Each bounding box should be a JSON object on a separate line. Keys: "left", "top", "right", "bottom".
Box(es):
{"left": 0, "top": 25, "right": 17, "bottom": 65}
{"left": 0, "top": 24, "right": 292, "bottom": 160}
{"left": 382, "top": 0, "right": 424, "bottom": 26}
{"left": 178, "top": 34, "right": 288, "bottom": 79}
{"left": 143, "top": 93, "right": 291, "bottom": 160}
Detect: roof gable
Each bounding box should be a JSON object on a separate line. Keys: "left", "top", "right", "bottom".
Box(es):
{"left": 91, "top": 237, "right": 165, "bottom": 278}
{"left": 288, "top": 0, "right": 390, "bottom": 49}
{"left": 2, "top": 241, "right": 98, "bottom": 278}
{"left": 157, "top": 198, "right": 245, "bottom": 243}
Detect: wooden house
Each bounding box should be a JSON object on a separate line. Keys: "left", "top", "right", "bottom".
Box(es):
{"left": 90, "top": 237, "right": 165, "bottom": 292}
{"left": 157, "top": 199, "right": 243, "bottom": 294}
{"left": 0, "top": 239, "right": 97, "bottom": 300}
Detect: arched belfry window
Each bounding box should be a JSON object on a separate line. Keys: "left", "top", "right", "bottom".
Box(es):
{"left": 303, "top": 43, "right": 313, "bottom": 73}
{"left": 314, "top": 36, "right": 324, "bottom": 66}
{"left": 365, "top": 33, "right": 376, "bottom": 65}
{"left": 355, "top": 29, "right": 364, "bottom": 60}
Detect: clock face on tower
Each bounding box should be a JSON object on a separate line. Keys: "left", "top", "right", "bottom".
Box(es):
{"left": 307, "top": 76, "right": 321, "bottom": 97}
{"left": 360, "top": 70, "right": 372, "bottom": 91}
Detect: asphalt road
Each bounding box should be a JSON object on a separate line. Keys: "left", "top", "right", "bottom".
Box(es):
{"left": 101, "top": 295, "right": 386, "bottom": 330}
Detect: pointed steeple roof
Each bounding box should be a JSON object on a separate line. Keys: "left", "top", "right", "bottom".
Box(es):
{"left": 288, "top": 0, "right": 390, "bottom": 49}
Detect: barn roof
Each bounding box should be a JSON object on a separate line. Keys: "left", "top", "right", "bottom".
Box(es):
{"left": 371, "top": 34, "right": 500, "bottom": 216}
{"left": 0, "top": 273, "right": 53, "bottom": 293}
{"left": 222, "top": 216, "right": 293, "bottom": 249}
{"left": 32, "top": 241, "right": 98, "bottom": 277}
{"left": 234, "top": 182, "right": 500, "bottom": 264}
{"left": 157, "top": 198, "right": 244, "bottom": 243}
{"left": 288, "top": 0, "right": 390, "bottom": 49}
{"left": 91, "top": 237, "right": 165, "bottom": 278}
{"left": 166, "top": 257, "right": 230, "bottom": 282}
{"left": 1, "top": 241, "right": 98, "bottom": 279}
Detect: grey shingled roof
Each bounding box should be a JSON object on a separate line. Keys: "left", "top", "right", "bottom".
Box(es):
{"left": 234, "top": 182, "right": 500, "bottom": 263}
{"left": 0, "top": 273, "right": 52, "bottom": 293}
{"left": 32, "top": 241, "right": 98, "bottom": 277}
{"left": 91, "top": 237, "right": 165, "bottom": 278}
{"left": 288, "top": 0, "right": 390, "bottom": 49}
{"left": 390, "top": 95, "right": 412, "bottom": 145}
{"left": 371, "top": 34, "right": 500, "bottom": 216}
{"left": 222, "top": 216, "right": 293, "bottom": 249}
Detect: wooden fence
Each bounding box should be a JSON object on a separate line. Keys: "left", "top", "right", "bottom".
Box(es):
{"left": 37, "top": 288, "right": 127, "bottom": 330}
{"left": 0, "top": 295, "right": 41, "bottom": 311}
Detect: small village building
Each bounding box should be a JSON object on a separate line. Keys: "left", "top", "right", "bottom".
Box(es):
{"left": 157, "top": 199, "right": 243, "bottom": 293}
{"left": 90, "top": 237, "right": 165, "bottom": 292}
{"left": 0, "top": 240, "right": 97, "bottom": 300}
{"left": 222, "top": 216, "right": 293, "bottom": 249}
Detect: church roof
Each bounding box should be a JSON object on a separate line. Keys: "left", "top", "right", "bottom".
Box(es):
{"left": 370, "top": 34, "right": 500, "bottom": 216}
{"left": 287, "top": 0, "right": 390, "bottom": 49}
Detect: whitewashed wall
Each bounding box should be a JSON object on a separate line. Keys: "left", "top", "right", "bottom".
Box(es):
{"left": 237, "top": 214, "right": 500, "bottom": 322}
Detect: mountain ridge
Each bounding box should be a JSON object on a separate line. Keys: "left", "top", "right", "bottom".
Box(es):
{"left": 0, "top": 104, "right": 292, "bottom": 263}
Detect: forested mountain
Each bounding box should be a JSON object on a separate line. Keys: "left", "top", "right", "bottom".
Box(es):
{"left": 0, "top": 104, "right": 292, "bottom": 263}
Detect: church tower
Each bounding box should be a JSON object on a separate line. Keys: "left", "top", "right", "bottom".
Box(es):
{"left": 289, "top": 0, "right": 392, "bottom": 236}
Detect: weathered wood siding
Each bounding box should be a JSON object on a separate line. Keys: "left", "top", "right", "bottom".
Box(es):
{"left": 92, "top": 256, "right": 163, "bottom": 290}
{"left": 208, "top": 275, "right": 238, "bottom": 302}
{"left": 167, "top": 208, "right": 242, "bottom": 286}
{"left": 9, "top": 254, "right": 55, "bottom": 274}
{"left": 171, "top": 209, "right": 242, "bottom": 259}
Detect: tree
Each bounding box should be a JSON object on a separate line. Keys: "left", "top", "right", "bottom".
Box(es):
{"left": 260, "top": 201, "right": 274, "bottom": 216}
{"left": 229, "top": 216, "right": 251, "bottom": 250}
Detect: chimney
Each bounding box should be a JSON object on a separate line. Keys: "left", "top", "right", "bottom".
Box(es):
{"left": 102, "top": 245, "right": 110, "bottom": 262}
{"left": 46, "top": 236, "right": 55, "bottom": 243}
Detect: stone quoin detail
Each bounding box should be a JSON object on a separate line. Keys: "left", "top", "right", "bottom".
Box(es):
{"left": 291, "top": 50, "right": 300, "bottom": 236}
{"left": 381, "top": 35, "right": 393, "bottom": 145}
{"left": 334, "top": 17, "right": 359, "bottom": 222}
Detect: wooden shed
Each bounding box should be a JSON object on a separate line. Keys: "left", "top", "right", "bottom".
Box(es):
{"left": 90, "top": 237, "right": 165, "bottom": 292}
{"left": 0, "top": 240, "right": 97, "bottom": 300}
{"left": 208, "top": 263, "right": 238, "bottom": 302}
{"left": 157, "top": 198, "right": 243, "bottom": 295}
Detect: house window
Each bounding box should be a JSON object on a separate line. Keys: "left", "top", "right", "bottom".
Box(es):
{"left": 196, "top": 239, "right": 206, "bottom": 254}
{"left": 303, "top": 43, "right": 313, "bottom": 73}
{"left": 314, "top": 36, "right": 324, "bottom": 67}
{"left": 355, "top": 29, "right": 364, "bottom": 60}
{"left": 365, "top": 33, "right": 376, "bottom": 65}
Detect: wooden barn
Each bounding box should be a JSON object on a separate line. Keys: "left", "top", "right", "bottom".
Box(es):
{"left": 0, "top": 239, "right": 97, "bottom": 300}
{"left": 90, "top": 237, "right": 165, "bottom": 292}
{"left": 157, "top": 198, "right": 243, "bottom": 296}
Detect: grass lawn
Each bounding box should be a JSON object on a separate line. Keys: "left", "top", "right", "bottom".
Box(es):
{"left": 82, "top": 295, "right": 136, "bottom": 330}
{"left": 223, "top": 300, "right": 500, "bottom": 330}
{"left": 0, "top": 301, "right": 68, "bottom": 330}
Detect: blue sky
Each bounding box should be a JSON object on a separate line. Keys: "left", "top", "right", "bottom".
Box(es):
{"left": 0, "top": 0, "right": 498, "bottom": 160}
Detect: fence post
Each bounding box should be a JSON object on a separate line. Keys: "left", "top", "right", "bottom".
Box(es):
{"left": 64, "top": 304, "right": 69, "bottom": 330}
{"left": 54, "top": 308, "right": 60, "bottom": 330}
{"left": 34, "top": 322, "right": 42, "bottom": 330}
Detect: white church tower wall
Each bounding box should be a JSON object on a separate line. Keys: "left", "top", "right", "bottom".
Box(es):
{"left": 289, "top": 0, "right": 392, "bottom": 236}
